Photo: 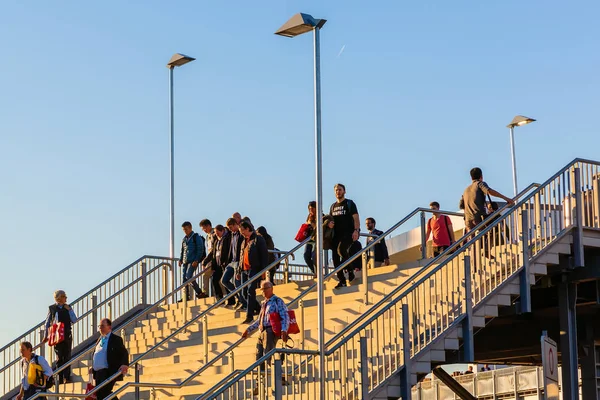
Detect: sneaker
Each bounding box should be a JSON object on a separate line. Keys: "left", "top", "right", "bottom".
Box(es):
{"left": 235, "top": 302, "right": 245, "bottom": 310}
{"left": 197, "top": 292, "right": 209, "bottom": 299}
{"left": 242, "top": 318, "right": 254, "bottom": 324}
{"left": 334, "top": 282, "right": 347, "bottom": 289}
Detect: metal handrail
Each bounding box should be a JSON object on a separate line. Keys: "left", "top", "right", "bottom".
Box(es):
{"left": 44, "top": 261, "right": 214, "bottom": 380}
{"left": 282, "top": 197, "right": 520, "bottom": 311}
{"left": 323, "top": 158, "right": 597, "bottom": 369}
{"left": 1, "top": 256, "right": 177, "bottom": 396}
{"left": 324, "top": 182, "right": 542, "bottom": 350}
{"left": 27, "top": 243, "right": 302, "bottom": 400}
{"left": 0, "top": 255, "right": 172, "bottom": 355}
{"left": 203, "top": 348, "right": 320, "bottom": 400}
{"left": 88, "top": 238, "right": 311, "bottom": 400}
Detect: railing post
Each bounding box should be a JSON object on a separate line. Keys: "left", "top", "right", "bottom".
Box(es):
{"left": 91, "top": 294, "right": 98, "bottom": 335}
{"left": 284, "top": 257, "right": 290, "bottom": 284}
{"left": 420, "top": 211, "right": 427, "bottom": 259}
{"left": 171, "top": 262, "right": 176, "bottom": 302}
{"left": 38, "top": 328, "right": 46, "bottom": 358}
{"left": 573, "top": 167, "right": 585, "bottom": 268}
{"left": 593, "top": 173, "right": 600, "bottom": 229}
{"left": 183, "top": 286, "right": 188, "bottom": 324}
{"left": 162, "top": 265, "right": 169, "bottom": 304}
{"left": 462, "top": 255, "right": 474, "bottom": 362}
{"left": 230, "top": 351, "right": 235, "bottom": 374}
{"left": 360, "top": 336, "right": 370, "bottom": 400}
{"left": 203, "top": 315, "right": 209, "bottom": 364}
{"left": 520, "top": 210, "right": 532, "bottom": 313}
{"left": 135, "top": 362, "right": 140, "bottom": 400}
{"left": 140, "top": 261, "right": 147, "bottom": 304}
{"left": 107, "top": 301, "right": 112, "bottom": 322}
{"left": 274, "top": 353, "right": 283, "bottom": 399}
{"left": 401, "top": 303, "right": 412, "bottom": 400}
{"left": 299, "top": 299, "right": 305, "bottom": 350}
{"left": 362, "top": 252, "right": 369, "bottom": 305}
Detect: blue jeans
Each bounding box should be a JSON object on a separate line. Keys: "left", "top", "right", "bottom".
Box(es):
{"left": 182, "top": 263, "right": 201, "bottom": 299}
{"left": 221, "top": 264, "right": 239, "bottom": 305}
{"left": 304, "top": 242, "right": 316, "bottom": 273}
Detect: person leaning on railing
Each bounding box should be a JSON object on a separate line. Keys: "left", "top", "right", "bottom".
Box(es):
{"left": 42, "top": 289, "right": 77, "bottom": 384}
{"left": 459, "top": 167, "right": 514, "bottom": 234}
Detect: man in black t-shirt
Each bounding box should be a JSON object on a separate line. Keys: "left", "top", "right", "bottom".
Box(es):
{"left": 329, "top": 183, "right": 360, "bottom": 288}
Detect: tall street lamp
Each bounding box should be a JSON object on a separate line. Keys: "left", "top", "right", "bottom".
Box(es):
{"left": 167, "top": 53, "right": 195, "bottom": 272}
{"left": 275, "top": 13, "right": 327, "bottom": 397}
{"left": 507, "top": 115, "right": 536, "bottom": 196}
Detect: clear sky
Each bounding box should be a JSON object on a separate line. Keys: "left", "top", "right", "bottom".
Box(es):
{"left": 1, "top": 1, "right": 599, "bottom": 348}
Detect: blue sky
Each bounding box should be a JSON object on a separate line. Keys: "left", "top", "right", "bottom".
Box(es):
{"left": 1, "top": 0, "right": 599, "bottom": 348}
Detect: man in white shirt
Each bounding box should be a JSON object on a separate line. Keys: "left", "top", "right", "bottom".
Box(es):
{"left": 89, "top": 318, "right": 129, "bottom": 400}
{"left": 17, "top": 341, "right": 53, "bottom": 400}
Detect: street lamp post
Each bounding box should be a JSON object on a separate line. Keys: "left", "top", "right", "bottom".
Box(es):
{"left": 507, "top": 115, "right": 536, "bottom": 196}
{"left": 166, "top": 53, "right": 195, "bottom": 279}
{"left": 275, "top": 13, "right": 327, "bottom": 398}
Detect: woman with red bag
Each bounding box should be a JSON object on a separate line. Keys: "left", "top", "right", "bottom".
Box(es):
{"left": 302, "top": 201, "right": 318, "bottom": 275}
{"left": 43, "top": 290, "right": 77, "bottom": 384}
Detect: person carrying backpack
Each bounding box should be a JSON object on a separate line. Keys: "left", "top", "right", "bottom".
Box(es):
{"left": 179, "top": 221, "right": 206, "bottom": 301}
{"left": 421, "top": 202, "right": 456, "bottom": 257}
{"left": 17, "top": 341, "right": 53, "bottom": 400}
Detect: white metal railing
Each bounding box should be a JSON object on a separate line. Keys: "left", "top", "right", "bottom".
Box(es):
{"left": 0, "top": 255, "right": 173, "bottom": 396}
{"left": 202, "top": 158, "right": 600, "bottom": 399}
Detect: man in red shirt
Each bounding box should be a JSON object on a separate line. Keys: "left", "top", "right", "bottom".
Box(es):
{"left": 422, "top": 201, "right": 455, "bottom": 257}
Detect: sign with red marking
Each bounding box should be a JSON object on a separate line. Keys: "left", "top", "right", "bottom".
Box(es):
{"left": 541, "top": 334, "right": 559, "bottom": 400}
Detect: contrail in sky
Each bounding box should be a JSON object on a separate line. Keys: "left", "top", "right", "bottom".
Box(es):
{"left": 337, "top": 44, "right": 346, "bottom": 58}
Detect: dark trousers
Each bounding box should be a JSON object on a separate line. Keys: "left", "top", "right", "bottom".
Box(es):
{"left": 24, "top": 386, "right": 46, "bottom": 400}
{"left": 304, "top": 242, "right": 316, "bottom": 273}
{"left": 212, "top": 266, "right": 224, "bottom": 299}
{"left": 94, "top": 368, "right": 117, "bottom": 400}
{"left": 245, "top": 272, "right": 261, "bottom": 320}
{"left": 54, "top": 336, "right": 72, "bottom": 381}
{"left": 332, "top": 235, "right": 355, "bottom": 284}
